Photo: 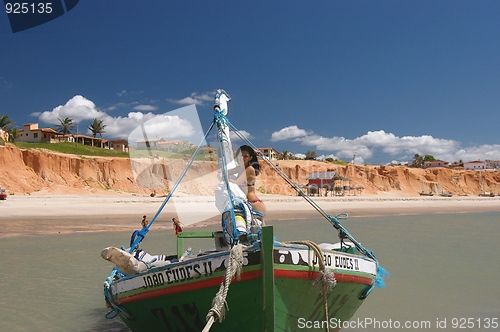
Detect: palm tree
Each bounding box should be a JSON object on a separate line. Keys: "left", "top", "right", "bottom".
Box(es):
{"left": 87, "top": 118, "right": 106, "bottom": 138}
{"left": 305, "top": 150, "right": 317, "bottom": 160}
{"left": 411, "top": 154, "right": 423, "bottom": 168}
{"left": 0, "top": 114, "right": 13, "bottom": 130}
{"left": 8, "top": 127, "right": 19, "bottom": 142}
{"left": 87, "top": 118, "right": 106, "bottom": 147}
{"left": 56, "top": 117, "right": 75, "bottom": 134}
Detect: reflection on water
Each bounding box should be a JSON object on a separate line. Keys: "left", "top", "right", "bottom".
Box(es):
{"left": 0, "top": 212, "right": 498, "bottom": 331}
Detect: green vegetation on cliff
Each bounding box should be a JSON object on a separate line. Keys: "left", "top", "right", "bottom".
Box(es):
{"left": 14, "top": 142, "right": 129, "bottom": 158}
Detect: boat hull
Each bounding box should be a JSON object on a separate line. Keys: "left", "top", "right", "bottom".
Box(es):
{"left": 107, "top": 242, "right": 376, "bottom": 331}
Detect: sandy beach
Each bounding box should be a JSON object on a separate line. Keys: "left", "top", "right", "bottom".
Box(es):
{"left": 1, "top": 193, "right": 499, "bottom": 238}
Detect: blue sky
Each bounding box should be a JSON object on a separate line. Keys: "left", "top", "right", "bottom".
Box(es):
{"left": 1, "top": 1, "right": 499, "bottom": 165}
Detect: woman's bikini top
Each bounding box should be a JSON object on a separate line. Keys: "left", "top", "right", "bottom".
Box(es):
{"left": 239, "top": 181, "right": 254, "bottom": 188}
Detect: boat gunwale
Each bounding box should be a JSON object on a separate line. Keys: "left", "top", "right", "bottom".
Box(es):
{"left": 115, "top": 267, "right": 375, "bottom": 305}
{"left": 110, "top": 242, "right": 376, "bottom": 289}
{"left": 111, "top": 244, "right": 376, "bottom": 306}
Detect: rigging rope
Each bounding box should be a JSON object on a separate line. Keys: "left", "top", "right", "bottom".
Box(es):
{"left": 287, "top": 240, "right": 336, "bottom": 332}
{"left": 128, "top": 120, "right": 216, "bottom": 253}
{"left": 202, "top": 244, "right": 244, "bottom": 332}
{"left": 225, "top": 119, "right": 389, "bottom": 294}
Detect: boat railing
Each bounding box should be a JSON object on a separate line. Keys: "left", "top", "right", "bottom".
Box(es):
{"left": 176, "top": 231, "right": 216, "bottom": 258}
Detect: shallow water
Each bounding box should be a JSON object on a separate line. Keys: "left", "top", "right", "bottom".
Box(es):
{"left": 0, "top": 212, "right": 498, "bottom": 331}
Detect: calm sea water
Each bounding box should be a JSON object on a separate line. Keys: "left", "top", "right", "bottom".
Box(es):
{"left": 0, "top": 212, "right": 498, "bottom": 331}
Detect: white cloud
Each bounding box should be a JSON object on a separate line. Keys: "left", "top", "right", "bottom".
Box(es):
{"left": 133, "top": 105, "right": 158, "bottom": 111}
{"left": 106, "top": 106, "right": 202, "bottom": 142}
{"left": 127, "top": 104, "right": 204, "bottom": 145}
{"left": 271, "top": 126, "right": 500, "bottom": 164}
{"left": 106, "top": 102, "right": 135, "bottom": 111}
{"left": 191, "top": 92, "right": 213, "bottom": 102}
{"left": 316, "top": 153, "right": 340, "bottom": 161}
{"left": 294, "top": 153, "right": 306, "bottom": 159}
{"left": 452, "top": 144, "right": 500, "bottom": 162}
{"left": 172, "top": 97, "right": 203, "bottom": 105}
{"left": 354, "top": 130, "right": 460, "bottom": 157}
{"left": 36, "top": 96, "right": 204, "bottom": 141}
{"left": 271, "top": 125, "right": 308, "bottom": 141}
{"left": 168, "top": 92, "right": 214, "bottom": 106}
{"left": 126, "top": 114, "right": 195, "bottom": 143}
{"left": 37, "top": 95, "right": 107, "bottom": 124}
{"left": 230, "top": 130, "right": 253, "bottom": 141}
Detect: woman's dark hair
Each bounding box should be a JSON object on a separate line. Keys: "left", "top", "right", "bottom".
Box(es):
{"left": 239, "top": 145, "right": 260, "bottom": 176}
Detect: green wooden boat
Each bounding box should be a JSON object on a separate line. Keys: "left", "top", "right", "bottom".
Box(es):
{"left": 102, "top": 89, "right": 387, "bottom": 331}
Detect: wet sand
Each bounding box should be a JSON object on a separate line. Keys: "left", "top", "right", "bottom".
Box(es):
{"left": 1, "top": 193, "right": 499, "bottom": 238}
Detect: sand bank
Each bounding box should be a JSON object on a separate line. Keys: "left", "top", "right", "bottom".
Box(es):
{"left": 1, "top": 193, "right": 499, "bottom": 237}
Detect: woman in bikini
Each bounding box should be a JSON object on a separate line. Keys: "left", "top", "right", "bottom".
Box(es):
{"left": 232, "top": 145, "right": 266, "bottom": 224}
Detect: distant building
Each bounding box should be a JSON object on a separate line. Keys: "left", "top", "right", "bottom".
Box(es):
{"left": 424, "top": 160, "right": 448, "bottom": 168}
{"left": 463, "top": 160, "right": 486, "bottom": 170}
{"left": 464, "top": 160, "right": 499, "bottom": 171}
{"left": 305, "top": 171, "right": 351, "bottom": 196}
{"left": 388, "top": 161, "right": 408, "bottom": 166}
{"left": 258, "top": 147, "right": 281, "bottom": 161}
{"left": 73, "top": 134, "right": 108, "bottom": 148}
{"left": 109, "top": 139, "right": 129, "bottom": 152}
{"left": 307, "top": 171, "right": 343, "bottom": 185}
{"left": 448, "top": 161, "right": 464, "bottom": 170}
{"left": 18, "top": 123, "right": 61, "bottom": 143}
{"left": 16, "top": 123, "right": 112, "bottom": 148}
{"left": 486, "top": 160, "right": 500, "bottom": 170}
{"left": 136, "top": 137, "right": 164, "bottom": 150}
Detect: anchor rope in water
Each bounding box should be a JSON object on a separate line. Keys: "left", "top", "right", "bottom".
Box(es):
{"left": 202, "top": 244, "right": 244, "bottom": 332}
{"left": 287, "top": 240, "right": 337, "bottom": 332}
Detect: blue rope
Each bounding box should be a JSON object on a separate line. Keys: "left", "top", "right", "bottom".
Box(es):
{"left": 127, "top": 120, "right": 216, "bottom": 253}
{"left": 103, "top": 268, "right": 131, "bottom": 319}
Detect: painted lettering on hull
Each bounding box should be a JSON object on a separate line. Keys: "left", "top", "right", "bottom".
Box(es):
{"left": 276, "top": 248, "right": 377, "bottom": 275}
{"left": 115, "top": 251, "right": 263, "bottom": 295}
{"left": 142, "top": 261, "right": 214, "bottom": 289}
{"left": 311, "top": 252, "right": 360, "bottom": 271}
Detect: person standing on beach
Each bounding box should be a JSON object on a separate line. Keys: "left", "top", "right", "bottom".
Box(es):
{"left": 172, "top": 217, "right": 183, "bottom": 234}
{"left": 231, "top": 145, "right": 267, "bottom": 225}
{"left": 141, "top": 215, "right": 149, "bottom": 228}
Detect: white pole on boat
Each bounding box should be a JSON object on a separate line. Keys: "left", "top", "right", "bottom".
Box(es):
{"left": 214, "top": 89, "right": 236, "bottom": 170}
